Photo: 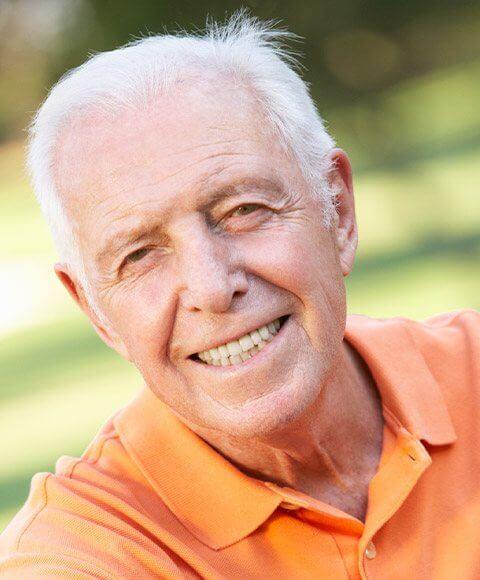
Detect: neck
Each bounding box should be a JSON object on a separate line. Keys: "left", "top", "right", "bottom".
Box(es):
{"left": 186, "top": 339, "right": 384, "bottom": 522}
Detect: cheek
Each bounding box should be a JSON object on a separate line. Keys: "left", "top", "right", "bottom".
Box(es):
{"left": 103, "top": 272, "right": 177, "bottom": 361}
{"left": 244, "top": 226, "right": 341, "bottom": 300}
{"left": 243, "top": 228, "right": 346, "bottom": 347}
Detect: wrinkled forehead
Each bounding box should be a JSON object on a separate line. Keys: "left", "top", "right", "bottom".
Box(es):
{"left": 52, "top": 77, "right": 282, "bottom": 223}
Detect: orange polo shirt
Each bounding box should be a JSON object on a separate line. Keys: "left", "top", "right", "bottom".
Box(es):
{"left": 1, "top": 309, "right": 479, "bottom": 579}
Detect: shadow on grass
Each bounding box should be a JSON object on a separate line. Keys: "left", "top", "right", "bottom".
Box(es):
{"left": 0, "top": 320, "right": 124, "bottom": 403}
{"left": 355, "top": 132, "right": 480, "bottom": 176}
{"left": 352, "top": 230, "right": 480, "bottom": 280}
{"left": 0, "top": 471, "right": 41, "bottom": 525}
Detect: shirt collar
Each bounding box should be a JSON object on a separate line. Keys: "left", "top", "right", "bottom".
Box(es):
{"left": 344, "top": 314, "right": 457, "bottom": 445}
{"left": 115, "top": 386, "right": 283, "bottom": 550}
{"left": 115, "top": 313, "right": 457, "bottom": 550}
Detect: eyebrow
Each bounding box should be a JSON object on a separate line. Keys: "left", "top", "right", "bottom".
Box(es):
{"left": 94, "top": 177, "right": 287, "bottom": 268}
{"left": 196, "top": 176, "right": 286, "bottom": 213}
{"left": 95, "top": 222, "right": 166, "bottom": 268}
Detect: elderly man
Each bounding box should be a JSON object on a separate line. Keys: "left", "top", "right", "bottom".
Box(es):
{"left": 1, "top": 13, "right": 479, "bottom": 579}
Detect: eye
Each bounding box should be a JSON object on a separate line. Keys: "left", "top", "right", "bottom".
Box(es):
{"left": 230, "top": 204, "right": 261, "bottom": 217}
{"left": 125, "top": 247, "right": 151, "bottom": 264}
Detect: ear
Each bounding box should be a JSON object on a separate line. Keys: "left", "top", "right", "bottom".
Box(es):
{"left": 326, "top": 148, "right": 358, "bottom": 276}
{"left": 54, "top": 263, "right": 132, "bottom": 361}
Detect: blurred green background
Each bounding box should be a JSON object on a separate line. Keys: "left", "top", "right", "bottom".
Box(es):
{"left": 1, "top": 0, "right": 479, "bottom": 532}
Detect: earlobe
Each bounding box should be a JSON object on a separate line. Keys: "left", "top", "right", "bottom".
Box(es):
{"left": 53, "top": 262, "right": 132, "bottom": 362}
{"left": 92, "top": 323, "right": 132, "bottom": 362}
{"left": 54, "top": 263, "right": 83, "bottom": 307}
{"left": 336, "top": 227, "right": 348, "bottom": 249}
{"left": 89, "top": 315, "right": 133, "bottom": 363}
{"left": 336, "top": 227, "right": 353, "bottom": 276}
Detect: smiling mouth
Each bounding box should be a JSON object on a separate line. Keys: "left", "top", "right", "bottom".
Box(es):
{"left": 190, "top": 315, "right": 290, "bottom": 367}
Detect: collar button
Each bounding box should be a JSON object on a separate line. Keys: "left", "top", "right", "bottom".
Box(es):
{"left": 365, "top": 540, "right": 377, "bottom": 559}
{"left": 280, "top": 502, "right": 300, "bottom": 511}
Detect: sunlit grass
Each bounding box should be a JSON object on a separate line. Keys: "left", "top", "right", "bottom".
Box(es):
{"left": 0, "top": 357, "right": 139, "bottom": 531}
{"left": 347, "top": 253, "right": 480, "bottom": 319}
{"left": 355, "top": 147, "right": 480, "bottom": 256}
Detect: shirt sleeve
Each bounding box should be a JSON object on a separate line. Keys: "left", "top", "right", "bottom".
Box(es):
{"left": 0, "top": 472, "right": 193, "bottom": 579}
{"left": 0, "top": 552, "right": 115, "bottom": 579}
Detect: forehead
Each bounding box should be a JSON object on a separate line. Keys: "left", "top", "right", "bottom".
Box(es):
{"left": 53, "top": 79, "right": 306, "bottom": 273}
{"left": 54, "top": 79, "right": 286, "bottom": 219}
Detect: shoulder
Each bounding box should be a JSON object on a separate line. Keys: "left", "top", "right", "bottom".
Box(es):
{"left": 405, "top": 307, "right": 480, "bottom": 336}
{"left": 347, "top": 307, "right": 480, "bottom": 365}
{"left": 0, "top": 415, "right": 185, "bottom": 578}
{"left": 390, "top": 308, "right": 480, "bottom": 427}
{"left": 399, "top": 308, "right": 480, "bottom": 370}
{"left": 0, "top": 471, "right": 119, "bottom": 579}
{"left": 347, "top": 308, "right": 480, "bottom": 420}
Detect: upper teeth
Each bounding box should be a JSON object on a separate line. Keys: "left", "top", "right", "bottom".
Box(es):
{"left": 197, "top": 317, "right": 282, "bottom": 366}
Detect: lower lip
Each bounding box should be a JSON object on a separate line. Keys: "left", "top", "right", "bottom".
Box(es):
{"left": 190, "top": 315, "right": 292, "bottom": 374}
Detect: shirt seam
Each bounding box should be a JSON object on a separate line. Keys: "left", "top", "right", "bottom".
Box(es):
{"left": 65, "top": 434, "right": 121, "bottom": 480}
{"left": 329, "top": 532, "right": 352, "bottom": 580}
{"left": 13, "top": 463, "right": 117, "bottom": 580}
{"left": 15, "top": 434, "right": 120, "bottom": 550}
{"left": 14, "top": 473, "right": 51, "bottom": 552}
{"left": 65, "top": 432, "right": 155, "bottom": 527}
{"left": 381, "top": 405, "right": 403, "bottom": 433}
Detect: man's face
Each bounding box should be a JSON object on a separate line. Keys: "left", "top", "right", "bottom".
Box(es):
{"left": 55, "top": 80, "right": 353, "bottom": 438}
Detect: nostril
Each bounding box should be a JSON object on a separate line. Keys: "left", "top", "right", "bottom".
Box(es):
{"left": 232, "top": 288, "right": 246, "bottom": 300}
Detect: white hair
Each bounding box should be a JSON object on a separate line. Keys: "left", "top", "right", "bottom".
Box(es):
{"left": 26, "top": 10, "right": 336, "bottom": 315}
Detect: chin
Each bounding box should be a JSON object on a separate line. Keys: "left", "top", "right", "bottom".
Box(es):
{"left": 145, "top": 317, "right": 339, "bottom": 439}
{"left": 200, "top": 373, "right": 324, "bottom": 440}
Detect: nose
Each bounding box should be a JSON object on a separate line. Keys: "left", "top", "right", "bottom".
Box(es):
{"left": 176, "top": 222, "right": 248, "bottom": 313}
